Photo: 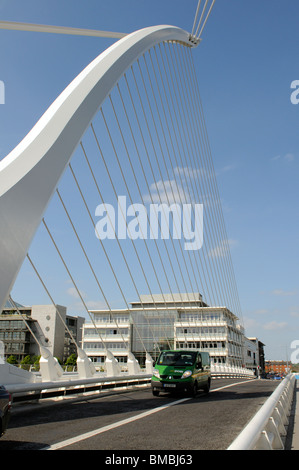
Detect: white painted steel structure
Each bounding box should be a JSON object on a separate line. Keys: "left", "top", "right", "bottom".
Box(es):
{"left": 0, "top": 24, "right": 209, "bottom": 384}
{"left": 0, "top": 25, "right": 195, "bottom": 315}
{"left": 0, "top": 2, "right": 251, "bottom": 387}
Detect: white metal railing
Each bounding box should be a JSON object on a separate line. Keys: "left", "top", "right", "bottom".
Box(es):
{"left": 3, "top": 364, "right": 256, "bottom": 404}
{"left": 227, "top": 374, "right": 296, "bottom": 450}
{"left": 6, "top": 373, "right": 152, "bottom": 404}
{"left": 211, "top": 363, "right": 255, "bottom": 378}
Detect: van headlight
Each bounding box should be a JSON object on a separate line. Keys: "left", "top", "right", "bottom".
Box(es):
{"left": 181, "top": 370, "right": 192, "bottom": 379}
{"left": 153, "top": 369, "right": 160, "bottom": 378}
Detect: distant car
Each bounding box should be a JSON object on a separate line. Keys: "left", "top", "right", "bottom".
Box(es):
{"left": 0, "top": 385, "right": 11, "bottom": 437}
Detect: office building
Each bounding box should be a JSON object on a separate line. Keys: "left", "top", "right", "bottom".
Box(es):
{"left": 0, "top": 300, "right": 84, "bottom": 363}
{"left": 83, "top": 293, "right": 261, "bottom": 370}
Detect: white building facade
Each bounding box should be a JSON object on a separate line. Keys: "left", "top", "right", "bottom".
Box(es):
{"left": 83, "top": 310, "right": 131, "bottom": 366}
{"left": 83, "top": 293, "right": 259, "bottom": 370}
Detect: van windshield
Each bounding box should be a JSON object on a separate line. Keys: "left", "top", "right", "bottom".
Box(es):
{"left": 157, "top": 351, "right": 197, "bottom": 366}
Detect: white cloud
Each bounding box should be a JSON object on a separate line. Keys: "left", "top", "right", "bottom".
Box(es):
{"left": 253, "top": 309, "right": 269, "bottom": 315}
{"left": 66, "top": 287, "right": 106, "bottom": 311}
{"left": 243, "top": 317, "right": 260, "bottom": 330}
{"left": 290, "top": 307, "right": 299, "bottom": 318}
{"left": 143, "top": 165, "right": 206, "bottom": 205}
{"left": 272, "top": 153, "right": 295, "bottom": 162}
{"left": 271, "top": 289, "right": 297, "bottom": 297}
{"left": 174, "top": 166, "right": 206, "bottom": 180}
{"left": 263, "top": 321, "right": 288, "bottom": 331}
{"left": 216, "top": 164, "right": 236, "bottom": 176}
{"left": 143, "top": 178, "right": 190, "bottom": 204}
{"left": 67, "top": 287, "right": 86, "bottom": 299}
{"left": 208, "top": 239, "right": 238, "bottom": 259}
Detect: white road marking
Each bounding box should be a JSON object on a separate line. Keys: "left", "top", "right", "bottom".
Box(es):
{"left": 211, "top": 379, "right": 252, "bottom": 392}
{"left": 44, "top": 379, "right": 252, "bottom": 450}
{"left": 44, "top": 397, "right": 190, "bottom": 450}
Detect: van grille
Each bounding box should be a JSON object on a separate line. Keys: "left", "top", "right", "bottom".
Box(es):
{"left": 160, "top": 374, "right": 182, "bottom": 379}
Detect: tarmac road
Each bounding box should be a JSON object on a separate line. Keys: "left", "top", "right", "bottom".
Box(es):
{"left": 0, "top": 377, "right": 280, "bottom": 451}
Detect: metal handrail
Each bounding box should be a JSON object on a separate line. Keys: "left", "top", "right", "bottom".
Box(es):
{"left": 227, "top": 374, "right": 296, "bottom": 450}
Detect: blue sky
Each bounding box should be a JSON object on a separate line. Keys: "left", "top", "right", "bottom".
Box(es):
{"left": 0, "top": 0, "right": 298, "bottom": 361}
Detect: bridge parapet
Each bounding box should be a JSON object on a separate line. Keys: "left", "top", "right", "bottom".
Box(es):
{"left": 228, "top": 374, "right": 296, "bottom": 450}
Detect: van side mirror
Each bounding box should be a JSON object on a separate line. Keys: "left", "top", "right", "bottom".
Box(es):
{"left": 196, "top": 361, "right": 202, "bottom": 370}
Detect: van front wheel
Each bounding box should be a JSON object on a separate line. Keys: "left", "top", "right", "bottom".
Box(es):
{"left": 191, "top": 382, "right": 198, "bottom": 398}
{"left": 203, "top": 379, "right": 211, "bottom": 394}
{"left": 152, "top": 390, "right": 160, "bottom": 397}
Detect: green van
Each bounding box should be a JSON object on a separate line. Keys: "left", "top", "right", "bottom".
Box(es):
{"left": 151, "top": 349, "right": 211, "bottom": 397}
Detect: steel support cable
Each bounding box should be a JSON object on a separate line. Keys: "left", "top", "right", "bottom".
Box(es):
{"left": 116, "top": 88, "right": 201, "bottom": 350}
{"left": 161, "top": 42, "right": 223, "bottom": 309}
{"left": 191, "top": 0, "right": 202, "bottom": 37}
{"left": 129, "top": 59, "right": 206, "bottom": 351}
{"left": 109, "top": 91, "right": 186, "bottom": 299}
{"left": 143, "top": 47, "right": 211, "bottom": 346}
{"left": 187, "top": 46, "right": 242, "bottom": 317}
{"left": 26, "top": 253, "right": 79, "bottom": 348}
{"left": 84, "top": 118, "right": 176, "bottom": 355}
{"left": 153, "top": 43, "right": 217, "bottom": 309}
{"left": 142, "top": 50, "right": 202, "bottom": 298}
{"left": 168, "top": 45, "right": 243, "bottom": 360}
{"left": 187, "top": 49, "right": 243, "bottom": 324}
{"left": 97, "top": 102, "right": 186, "bottom": 350}
{"left": 67, "top": 161, "right": 150, "bottom": 355}
{"left": 126, "top": 64, "right": 197, "bottom": 314}
{"left": 176, "top": 45, "right": 239, "bottom": 320}
{"left": 194, "top": 0, "right": 209, "bottom": 38}
{"left": 92, "top": 110, "right": 174, "bottom": 352}
{"left": 122, "top": 73, "right": 191, "bottom": 348}
{"left": 140, "top": 52, "right": 202, "bottom": 349}
{"left": 156, "top": 42, "right": 218, "bottom": 311}
{"left": 171, "top": 43, "right": 233, "bottom": 313}
{"left": 135, "top": 57, "right": 199, "bottom": 302}
{"left": 162, "top": 44, "right": 232, "bottom": 356}
{"left": 41, "top": 218, "right": 110, "bottom": 353}
{"left": 8, "top": 294, "right": 43, "bottom": 350}
{"left": 162, "top": 41, "right": 221, "bottom": 308}
{"left": 109, "top": 87, "right": 190, "bottom": 347}
{"left": 80, "top": 135, "right": 172, "bottom": 352}
{"left": 169, "top": 43, "right": 228, "bottom": 311}
{"left": 0, "top": 20, "right": 126, "bottom": 39}
{"left": 196, "top": 0, "right": 216, "bottom": 39}
{"left": 55, "top": 188, "right": 130, "bottom": 351}
{"left": 154, "top": 44, "right": 224, "bottom": 350}
{"left": 184, "top": 69, "right": 245, "bottom": 347}
{"left": 131, "top": 58, "right": 200, "bottom": 347}
{"left": 114, "top": 73, "right": 201, "bottom": 349}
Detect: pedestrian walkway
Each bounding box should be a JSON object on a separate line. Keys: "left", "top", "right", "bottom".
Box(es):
{"left": 286, "top": 378, "right": 299, "bottom": 450}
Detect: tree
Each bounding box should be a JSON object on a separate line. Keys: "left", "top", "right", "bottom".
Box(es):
{"left": 65, "top": 353, "right": 77, "bottom": 366}
{"left": 6, "top": 355, "right": 17, "bottom": 365}
{"left": 21, "top": 355, "right": 33, "bottom": 365}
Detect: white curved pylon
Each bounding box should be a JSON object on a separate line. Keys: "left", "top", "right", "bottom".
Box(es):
{"left": 0, "top": 25, "right": 195, "bottom": 311}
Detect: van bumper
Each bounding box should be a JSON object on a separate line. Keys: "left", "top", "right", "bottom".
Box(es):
{"left": 151, "top": 379, "right": 193, "bottom": 393}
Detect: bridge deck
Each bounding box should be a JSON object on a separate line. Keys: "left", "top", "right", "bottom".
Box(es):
{"left": 0, "top": 378, "right": 282, "bottom": 451}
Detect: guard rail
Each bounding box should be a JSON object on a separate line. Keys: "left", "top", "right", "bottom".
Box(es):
{"left": 227, "top": 374, "right": 296, "bottom": 450}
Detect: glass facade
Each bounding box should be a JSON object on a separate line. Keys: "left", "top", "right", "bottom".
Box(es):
{"left": 130, "top": 309, "right": 178, "bottom": 362}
